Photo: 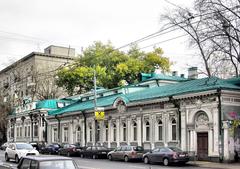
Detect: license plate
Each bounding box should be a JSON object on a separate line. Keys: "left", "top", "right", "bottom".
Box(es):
{"left": 102, "top": 152, "right": 106, "bottom": 154}
{"left": 179, "top": 154, "right": 185, "bottom": 157}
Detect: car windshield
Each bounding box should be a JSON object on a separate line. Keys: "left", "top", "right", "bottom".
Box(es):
{"left": 16, "top": 143, "right": 33, "bottom": 150}
{"left": 133, "top": 146, "right": 144, "bottom": 152}
{"left": 39, "top": 160, "right": 77, "bottom": 169}
{"left": 169, "top": 147, "right": 182, "bottom": 152}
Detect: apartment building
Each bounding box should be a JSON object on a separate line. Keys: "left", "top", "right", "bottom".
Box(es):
{"left": 0, "top": 45, "right": 75, "bottom": 107}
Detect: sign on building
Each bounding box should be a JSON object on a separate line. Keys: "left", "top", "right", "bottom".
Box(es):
{"left": 95, "top": 107, "right": 105, "bottom": 121}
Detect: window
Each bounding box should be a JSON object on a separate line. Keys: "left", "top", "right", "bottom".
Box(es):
{"left": 53, "top": 128, "right": 58, "bottom": 142}
{"left": 113, "top": 123, "right": 117, "bottom": 142}
{"left": 34, "top": 124, "right": 38, "bottom": 137}
{"left": 30, "top": 160, "right": 38, "bottom": 169}
{"left": 145, "top": 121, "right": 150, "bottom": 141}
{"left": 97, "top": 124, "right": 100, "bottom": 142}
{"left": 133, "top": 122, "right": 137, "bottom": 141}
{"left": 17, "top": 127, "right": 19, "bottom": 137}
{"left": 105, "top": 123, "right": 108, "bottom": 141}
{"left": 89, "top": 125, "right": 92, "bottom": 142}
{"left": 76, "top": 126, "right": 81, "bottom": 143}
{"left": 28, "top": 126, "right": 30, "bottom": 137}
{"left": 123, "top": 123, "right": 127, "bottom": 141}
{"left": 64, "top": 127, "right": 68, "bottom": 142}
{"left": 19, "top": 159, "right": 31, "bottom": 169}
{"left": 172, "top": 119, "right": 177, "bottom": 140}
{"left": 25, "top": 126, "right": 27, "bottom": 137}
{"left": 158, "top": 120, "right": 163, "bottom": 141}
{"left": 11, "top": 127, "right": 14, "bottom": 138}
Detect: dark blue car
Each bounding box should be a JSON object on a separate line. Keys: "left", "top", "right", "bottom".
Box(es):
{"left": 40, "top": 143, "right": 61, "bottom": 154}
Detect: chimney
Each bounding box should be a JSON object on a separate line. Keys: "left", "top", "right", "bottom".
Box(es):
{"left": 188, "top": 67, "right": 198, "bottom": 79}
{"left": 172, "top": 71, "right": 178, "bottom": 76}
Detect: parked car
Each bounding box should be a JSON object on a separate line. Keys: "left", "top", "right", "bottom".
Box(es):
{"left": 39, "top": 143, "right": 61, "bottom": 155}
{"left": 143, "top": 147, "right": 189, "bottom": 166}
{"left": 80, "top": 146, "right": 110, "bottom": 159}
{"left": 108, "top": 145, "right": 144, "bottom": 162}
{"left": 5, "top": 142, "right": 39, "bottom": 163}
{"left": 58, "top": 144, "right": 84, "bottom": 157}
{"left": 29, "top": 142, "right": 45, "bottom": 152}
{"left": 1, "top": 142, "right": 9, "bottom": 151}
{"left": 16, "top": 155, "right": 79, "bottom": 169}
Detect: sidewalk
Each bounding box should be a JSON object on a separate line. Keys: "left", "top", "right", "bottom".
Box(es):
{"left": 188, "top": 161, "right": 240, "bottom": 169}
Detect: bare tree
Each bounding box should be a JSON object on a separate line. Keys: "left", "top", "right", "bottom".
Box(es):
{"left": 162, "top": 0, "right": 240, "bottom": 77}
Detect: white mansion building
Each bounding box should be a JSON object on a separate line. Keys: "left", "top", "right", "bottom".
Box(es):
{"left": 7, "top": 71, "right": 240, "bottom": 162}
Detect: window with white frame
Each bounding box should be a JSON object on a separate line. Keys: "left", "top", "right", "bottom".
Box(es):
{"left": 11, "top": 126, "right": 14, "bottom": 138}
{"left": 63, "top": 127, "right": 68, "bottom": 142}
{"left": 133, "top": 121, "right": 137, "bottom": 141}
{"left": 53, "top": 128, "right": 58, "bottom": 142}
{"left": 158, "top": 120, "right": 163, "bottom": 141}
{"left": 172, "top": 119, "right": 177, "bottom": 140}
{"left": 17, "top": 127, "right": 19, "bottom": 137}
{"left": 113, "top": 123, "right": 117, "bottom": 142}
{"left": 105, "top": 123, "right": 108, "bottom": 141}
{"left": 34, "top": 124, "right": 38, "bottom": 137}
{"left": 97, "top": 123, "right": 100, "bottom": 142}
{"left": 123, "top": 123, "right": 127, "bottom": 141}
{"left": 89, "top": 125, "right": 92, "bottom": 142}
{"left": 76, "top": 126, "right": 81, "bottom": 143}
{"left": 145, "top": 121, "right": 150, "bottom": 141}
{"left": 19, "top": 126, "right": 22, "bottom": 138}
{"left": 25, "top": 126, "right": 27, "bottom": 137}
{"left": 28, "top": 126, "right": 30, "bottom": 137}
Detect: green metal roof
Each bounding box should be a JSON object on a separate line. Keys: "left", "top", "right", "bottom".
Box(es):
{"left": 126, "top": 77, "right": 240, "bottom": 102}
{"left": 48, "top": 93, "right": 127, "bottom": 116}
{"left": 48, "top": 77, "right": 240, "bottom": 116}
{"left": 140, "top": 73, "right": 188, "bottom": 82}
{"left": 36, "top": 99, "right": 74, "bottom": 110}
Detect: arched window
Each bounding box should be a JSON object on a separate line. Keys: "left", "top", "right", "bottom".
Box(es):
{"left": 145, "top": 121, "right": 150, "bottom": 141}
{"left": 133, "top": 121, "right": 137, "bottom": 141}
{"left": 172, "top": 119, "right": 177, "bottom": 140}
{"left": 76, "top": 126, "right": 81, "bottom": 143}
{"left": 105, "top": 123, "right": 108, "bottom": 142}
{"left": 113, "top": 123, "right": 117, "bottom": 142}
{"left": 158, "top": 120, "right": 163, "bottom": 141}
{"left": 97, "top": 123, "right": 100, "bottom": 142}
{"left": 123, "top": 123, "right": 127, "bottom": 141}
{"left": 89, "top": 125, "right": 92, "bottom": 142}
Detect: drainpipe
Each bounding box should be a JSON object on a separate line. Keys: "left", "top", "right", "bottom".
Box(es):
{"left": 55, "top": 115, "right": 61, "bottom": 143}
{"left": 217, "top": 88, "right": 224, "bottom": 162}
{"left": 41, "top": 113, "right": 48, "bottom": 142}
{"left": 82, "top": 111, "right": 87, "bottom": 147}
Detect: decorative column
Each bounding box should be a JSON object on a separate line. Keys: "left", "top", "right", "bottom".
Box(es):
{"left": 137, "top": 116, "right": 142, "bottom": 146}
{"left": 222, "top": 121, "right": 230, "bottom": 161}
{"left": 127, "top": 117, "right": 130, "bottom": 145}
{"left": 181, "top": 109, "right": 187, "bottom": 151}
{"left": 116, "top": 118, "right": 120, "bottom": 146}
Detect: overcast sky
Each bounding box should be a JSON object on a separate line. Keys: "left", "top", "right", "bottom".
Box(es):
{"left": 0, "top": 0, "right": 199, "bottom": 75}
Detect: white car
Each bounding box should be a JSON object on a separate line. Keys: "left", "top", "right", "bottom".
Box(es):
{"left": 5, "top": 142, "right": 39, "bottom": 163}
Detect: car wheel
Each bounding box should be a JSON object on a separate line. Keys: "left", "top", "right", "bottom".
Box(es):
{"left": 67, "top": 152, "right": 70, "bottom": 157}
{"left": 108, "top": 155, "right": 112, "bottom": 161}
{"left": 5, "top": 153, "right": 9, "bottom": 162}
{"left": 92, "top": 154, "right": 97, "bottom": 159}
{"left": 144, "top": 156, "right": 150, "bottom": 164}
{"left": 124, "top": 156, "right": 129, "bottom": 162}
{"left": 15, "top": 155, "right": 20, "bottom": 163}
{"left": 163, "top": 158, "right": 169, "bottom": 166}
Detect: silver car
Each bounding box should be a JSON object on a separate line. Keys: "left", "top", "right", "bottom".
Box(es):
{"left": 107, "top": 146, "right": 144, "bottom": 162}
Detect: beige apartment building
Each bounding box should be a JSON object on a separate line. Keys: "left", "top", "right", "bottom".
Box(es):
{"left": 0, "top": 45, "right": 75, "bottom": 107}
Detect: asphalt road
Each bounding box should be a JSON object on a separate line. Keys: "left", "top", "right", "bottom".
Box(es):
{"left": 0, "top": 150, "right": 207, "bottom": 169}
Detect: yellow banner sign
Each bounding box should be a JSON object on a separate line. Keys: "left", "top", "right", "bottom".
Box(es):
{"left": 95, "top": 111, "right": 105, "bottom": 121}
